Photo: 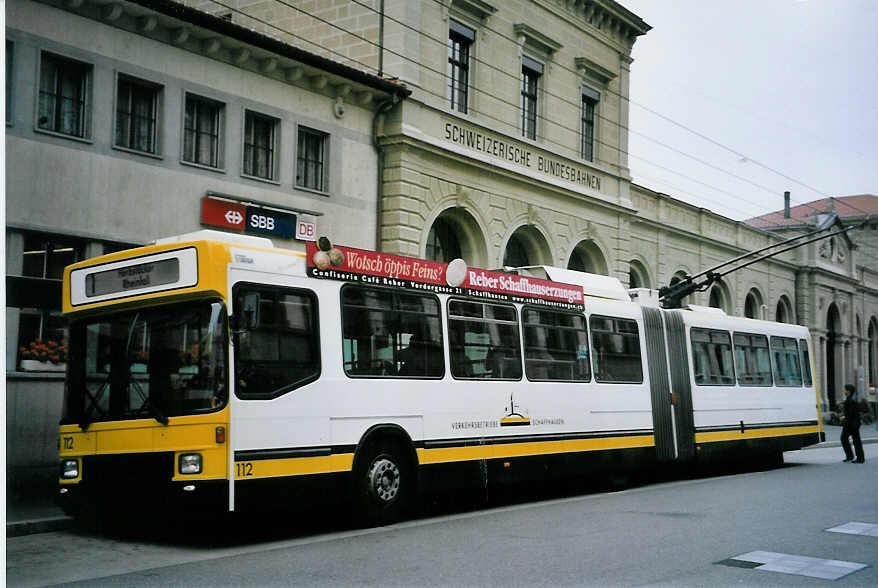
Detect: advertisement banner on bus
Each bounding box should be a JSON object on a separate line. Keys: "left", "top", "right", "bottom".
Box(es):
{"left": 306, "top": 241, "right": 584, "bottom": 310}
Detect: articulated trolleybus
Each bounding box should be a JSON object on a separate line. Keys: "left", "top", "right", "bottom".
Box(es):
{"left": 58, "top": 230, "right": 823, "bottom": 522}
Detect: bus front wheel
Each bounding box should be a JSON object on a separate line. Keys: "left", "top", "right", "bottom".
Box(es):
{"left": 354, "top": 441, "right": 413, "bottom": 525}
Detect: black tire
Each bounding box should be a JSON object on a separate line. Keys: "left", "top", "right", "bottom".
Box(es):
{"left": 353, "top": 440, "right": 414, "bottom": 526}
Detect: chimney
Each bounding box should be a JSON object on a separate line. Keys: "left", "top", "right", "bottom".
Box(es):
{"left": 783, "top": 191, "right": 791, "bottom": 219}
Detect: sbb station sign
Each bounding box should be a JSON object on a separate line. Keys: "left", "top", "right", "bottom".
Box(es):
{"left": 201, "top": 196, "right": 315, "bottom": 241}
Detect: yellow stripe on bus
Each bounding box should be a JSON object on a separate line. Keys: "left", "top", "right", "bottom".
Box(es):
{"left": 235, "top": 454, "right": 355, "bottom": 480}
{"left": 417, "top": 435, "right": 655, "bottom": 465}
{"left": 695, "top": 425, "right": 818, "bottom": 444}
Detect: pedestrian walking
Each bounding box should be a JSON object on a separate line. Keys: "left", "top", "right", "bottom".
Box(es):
{"left": 840, "top": 384, "right": 865, "bottom": 464}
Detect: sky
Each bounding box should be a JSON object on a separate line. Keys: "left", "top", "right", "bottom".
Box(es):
{"left": 615, "top": 0, "right": 878, "bottom": 221}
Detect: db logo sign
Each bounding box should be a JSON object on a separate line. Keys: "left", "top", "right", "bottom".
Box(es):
{"left": 296, "top": 221, "right": 316, "bottom": 241}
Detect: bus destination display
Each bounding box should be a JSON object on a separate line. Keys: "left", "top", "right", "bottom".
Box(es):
{"left": 85, "top": 258, "right": 180, "bottom": 297}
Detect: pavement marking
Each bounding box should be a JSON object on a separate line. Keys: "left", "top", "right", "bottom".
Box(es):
{"left": 718, "top": 551, "right": 868, "bottom": 580}
{"left": 826, "top": 521, "right": 878, "bottom": 537}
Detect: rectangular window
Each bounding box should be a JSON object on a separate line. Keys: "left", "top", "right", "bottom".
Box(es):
{"left": 17, "top": 310, "right": 67, "bottom": 371}
{"left": 6, "top": 41, "right": 13, "bottom": 124}
{"left": 448, "top": 20, "right": 474, "bottom": 114}
{"left": 798, "top": 339, "right": 813, "bottom": 387}
{"left": 38, "top": 52, "right": 91, "bottom": 138}
{"left": 234, "top": 287, "right": 320, "bottom": 398}
{"left": 22, "top": 235, "right": 81, "bottom": 280}
{"left": 523, "top": 308, "right": 590, "bottom": 382}
{"left": 183, "top": 93, "right": 223, "bottom": 168}
{"left": 691, "top": 328, "right": 735, "bottom": 386}
{"left": 521, "top": 56, "right": 542, "bottom": 140}
{"left": 448, "top": 300, "right": 521, "bottom": 380}
{"left": 590, "top": 315, "right": 642, "bottom": 383}
{"left": 734, "top": 332, "right": 772, "bottom": 386}
{"left": 342, "top": 286, "right": 444, "bottom": 378}
{"left": 243, "top": 111, "right": 278, "bottom": 180}
{"left": 771, "top": 336, "right": 802, "bottom": 387}
{"left": 296, "top": 127, "right": 327, "bottom": 191}
{"left": 115, "top": 76, "right": 160, "bottom": 154}
{"left": 581, "top": 86, "right": 599, "bottom": 161}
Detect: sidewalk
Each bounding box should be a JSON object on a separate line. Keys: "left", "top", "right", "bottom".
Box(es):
{"left": 7, "top": 423, "right": 878, "bottom": 537}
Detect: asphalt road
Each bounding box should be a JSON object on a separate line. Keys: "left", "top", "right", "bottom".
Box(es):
{"left": 7, "top": 444, "right": 877, "bottom": 587}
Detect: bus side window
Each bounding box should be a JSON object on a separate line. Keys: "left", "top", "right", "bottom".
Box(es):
{"left": 589, "top": 315, "right": 643, "bottom": 384}
{"left": 770, "top": 336, "right": 802, "bottom": 387}
{"left": 448, "top": 300, "right": 521, "bottom": 380}
{"left": 233, "top": 286, "right": 320, "bottom": 400}
{"left": 690, "top": 328, "right": 734, "bottom": 386}
{"left": 798, "top": 339, "right": 813, "bottom": 386}
{"left": 734, "top": 332, "right": 772, "bottom": 386}
{"left": 341, "top": 285, "right": 444, "bottom": 379}
{"left": 522, "top": 307, "right": 590, "bottom": 382}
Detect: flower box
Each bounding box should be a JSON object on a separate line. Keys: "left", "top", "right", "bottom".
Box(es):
{"left": 19, "top": 359, "right": 66, "bottom": 372}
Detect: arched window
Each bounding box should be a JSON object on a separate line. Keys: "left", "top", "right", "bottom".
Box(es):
{"left": 502, "top": 226, "right": 551, "bottom": 268}
{"left": 775, "top": 295, "right": 793, "bottom": 324}
{"left": 503, "top": 233, "right": 529, "bottom": 267}
{"left": 708, "top": 282, "right": 731, "bottom": 313}
{"left": 425, "top": 217, "right": 462, "bottom": 263}
{"left": 567, "top": 240, "right": 608, "bottom": 275}
{"left": 744, "top": 289, "right": 763, "bottom": 319}
{"left": 424, "top": 208, "right": 488, "bottom": 267}
{"left": 628, "top": 260, "right": 650, "bottom": 289}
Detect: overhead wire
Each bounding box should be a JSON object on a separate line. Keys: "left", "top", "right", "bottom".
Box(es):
{"left": 197, "top": 0, "right": 877, "bottom": 262}
{"left": 206, "top": 0, "right": 792, "bottom": 219}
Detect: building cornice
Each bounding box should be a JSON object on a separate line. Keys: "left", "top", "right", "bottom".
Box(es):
{"left": 34, "top": 0, "right": 411, "bottom": 106}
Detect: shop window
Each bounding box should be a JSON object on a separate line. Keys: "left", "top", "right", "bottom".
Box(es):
{"left": 22, "top": 235, "right": 80, "bottom": 279}
{"left": 296, "top": 126, "right": 328, "bottom": 192}
{"left": 17, "top": 311, "right": 67, "bottom": 371}
{"left": 38, "top": 52, "right": 91, "bottom": 138}
{"left": 115, "top": 75, "right": 161, "bottom": 154}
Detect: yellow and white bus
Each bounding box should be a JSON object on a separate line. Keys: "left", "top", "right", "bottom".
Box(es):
{"left": 58, "top": 230, "right": 823, "bottom": 523}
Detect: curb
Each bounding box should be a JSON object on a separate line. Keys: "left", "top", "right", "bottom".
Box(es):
{"left": 808, "top": 437, "right": 878, "bottom": 450}
{"left": 7, "top": 515, "right": 75, "bottom": 538}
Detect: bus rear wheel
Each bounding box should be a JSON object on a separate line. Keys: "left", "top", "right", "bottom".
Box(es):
{"left": 354, "top": 441, "right": 413, "bottom": 525}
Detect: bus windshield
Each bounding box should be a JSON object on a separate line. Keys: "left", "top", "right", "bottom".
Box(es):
{"left": 64, "top": 300, "right": 227, "bottom": 427}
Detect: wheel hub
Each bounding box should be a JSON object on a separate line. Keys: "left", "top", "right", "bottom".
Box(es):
{"left": 367, "top": 457, "right": 400, "bottom": 503}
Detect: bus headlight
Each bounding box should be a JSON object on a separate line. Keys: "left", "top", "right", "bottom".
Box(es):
{"left": 179, "top": 453, "right": 202, "bottom": 475}
{"left": 61, "top": 459, "right": 79, "bottom": 480}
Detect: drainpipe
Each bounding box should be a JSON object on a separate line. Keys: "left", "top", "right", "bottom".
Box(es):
{"left": 373, "top": 94, "right": 400, "bottom": 250}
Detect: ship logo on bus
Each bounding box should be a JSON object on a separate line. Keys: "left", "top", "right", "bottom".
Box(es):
{"left": 500, "top": 393, "right": 531, "bottom": 427}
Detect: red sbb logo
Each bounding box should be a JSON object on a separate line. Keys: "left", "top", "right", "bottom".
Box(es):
{"left": 202, "top": 197, "right": 246, "bottom": 231}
